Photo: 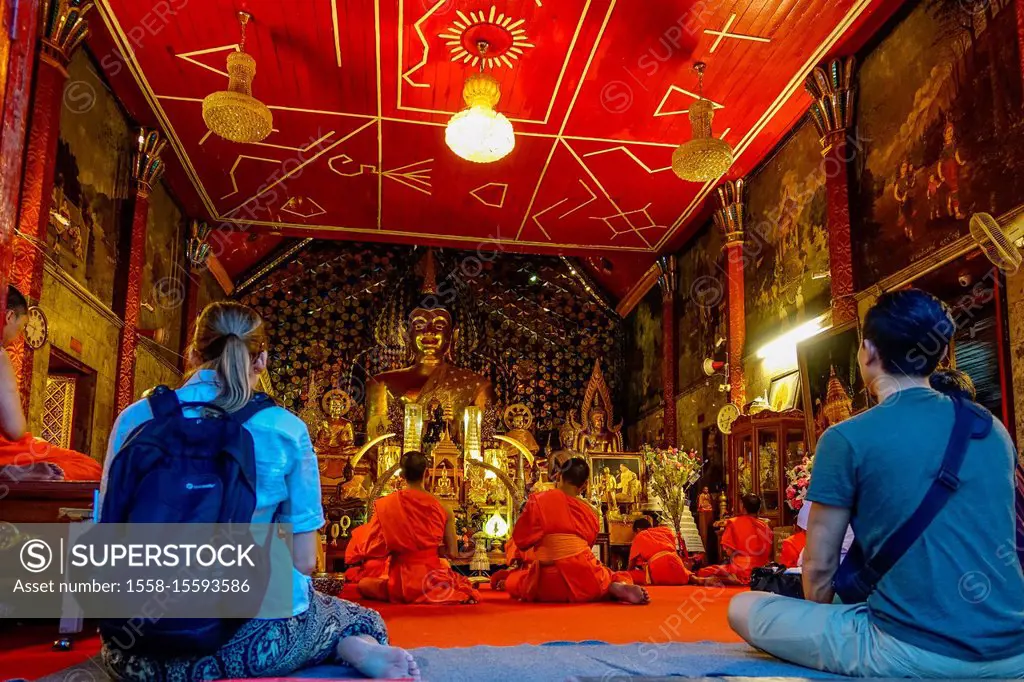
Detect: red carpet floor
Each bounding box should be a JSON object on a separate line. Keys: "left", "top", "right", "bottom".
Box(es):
{"left": 0, "top": 585, "right": 743, "bottom": 679}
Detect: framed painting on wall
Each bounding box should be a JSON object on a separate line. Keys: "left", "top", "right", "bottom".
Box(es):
{"left": 797, "top": 321, "right": 871, "bottom": 450}
{"left": 768, "top": 370, "right": 801, "bottom": 412}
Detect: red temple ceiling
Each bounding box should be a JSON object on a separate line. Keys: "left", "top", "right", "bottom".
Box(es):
{"left": 90, "top": 0, "right": 902, "bottom": 299}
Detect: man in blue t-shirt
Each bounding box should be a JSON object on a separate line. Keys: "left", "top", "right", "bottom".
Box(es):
{"left": 728, "top": 290, "right": 1024, "bottom": 677}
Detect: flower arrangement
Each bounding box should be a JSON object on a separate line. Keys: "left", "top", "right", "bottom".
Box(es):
{"left": 785, "top": 455, "right": 815, "bottom": 511}
{"left": 641, "top": 445, "right": 703, "bottom": 549}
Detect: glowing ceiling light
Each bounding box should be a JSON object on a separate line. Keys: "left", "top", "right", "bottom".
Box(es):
{"left": 445, "top": 42, "right": 515, "bottom": 164}
{"left": 202, "top": 12, "right": 272, "bottom": 144}
{"left": 672, "top": 62, "right": 733, "bottom": 182}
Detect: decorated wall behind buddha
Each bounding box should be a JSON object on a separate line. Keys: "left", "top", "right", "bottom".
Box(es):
{"left": 235, "top": 242, "right": 625, "bottom": 442}
{"left": 624, "top": 288, "right": 663, "bottom": 424}
{"left": 851, "top": 0, "right": 1024, "bottom": 287}
{"left": 744, "top": 119, "right": 831, "bottom": 352}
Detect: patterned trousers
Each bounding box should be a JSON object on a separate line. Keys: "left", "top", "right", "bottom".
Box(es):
{"left": 101, "top": 588, "right": 388, "bottom": 681}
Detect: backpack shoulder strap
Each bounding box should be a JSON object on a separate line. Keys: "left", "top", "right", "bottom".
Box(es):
{"left": 867, "top": 396, "right": 990, "bottom": 577}
{"left": 232, "top": 392, "right": 277, "bottom": 424}
{"left": 146, "top": 386, "right": 182, "bottom": 420}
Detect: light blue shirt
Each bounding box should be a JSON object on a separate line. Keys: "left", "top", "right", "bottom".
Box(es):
{"left": 100, "top": 370, "right": 325, "bottom": 617}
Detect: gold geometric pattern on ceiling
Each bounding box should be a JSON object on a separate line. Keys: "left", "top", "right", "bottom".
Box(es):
{"left": 439, "top": 6, "right": 536, "bottom": 69}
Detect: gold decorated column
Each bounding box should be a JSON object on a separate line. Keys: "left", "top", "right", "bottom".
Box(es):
{"left": 114, "top": 128, "right": 166, "bottom": 412}
{"left": 10, "top": 0, "right": 92, "bottom": 404}
{"left": 657, "top": 255, "right": 677, "bottom": 446}
{"left": 806, "top": 57, "right": 857, "bottom": 325}
{"left": 713, "top": 180, "right": 746, "bottom": 408}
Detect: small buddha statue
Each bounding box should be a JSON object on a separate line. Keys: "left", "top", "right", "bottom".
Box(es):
{"left": 575, "top": 408, "right": 620, "bottom": 453}
{"left": 315, "top": 389, "right": 358, "bottom": 484}
{"left": 338, "top": 462, "right": 369, "bottom": 500}
{"left": 569, "top": 361, "right": 624, "bottom": 453}
{"left": 502, "top": 404, "right": 540, "bottom": 458}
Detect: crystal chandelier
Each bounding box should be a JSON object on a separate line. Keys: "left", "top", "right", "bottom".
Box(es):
{"left": 186, "top": 220, "right": 212, "bottom": 268}
{"left": 445, "top": 41, "right": 515, "bottom": 164}
{"left": 672, "top": 62, "right": 733, "bottom": 182}
{"left": 202, "top": 12, "right": 272, "bottom": 144}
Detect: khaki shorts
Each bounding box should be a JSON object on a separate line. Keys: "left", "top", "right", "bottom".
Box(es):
{"left": 745, "top": 594, "right": 1024, "bottom": 678}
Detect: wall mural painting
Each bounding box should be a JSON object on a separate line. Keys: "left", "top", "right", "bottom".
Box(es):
{"left": 139, "top": 183, "right": 186, "bottom": 358}
{"left": 237, "top": 242, "right": 624, "bottom": 444}
{"left": 625, "top": 288, "right": 663, "bottom": 423}
{"left": 49, "top": 53, "right": 132, "bottom": 309}
{"left": 676, "top": 224, "right": 726, "bottom": 390}
{"left": 852, "top": 0, "right": 1024, "bottom": 287}
{"left": 745, "top": 120, "right": 831, "bottom": 351}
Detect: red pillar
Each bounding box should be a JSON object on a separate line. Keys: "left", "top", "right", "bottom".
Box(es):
{"left": 114, "top": 129, "right": 166, "bottom": 413}
{"left": 657, "top": 256, "right": 677, "bottom": 447}
{"left": 714, "top": 180, "right": 747, "bottom": 408}
{"left": 0, "top": 0, "right": 44, "bottom": 322}
{"left": 823, "top": 139, "right": 857, "bottom": 324}
{"left": 806, "top": 57, "right": 857, "bottom": 325}
{"left": 9, "top": 0, "right": 93, "bottom": 405}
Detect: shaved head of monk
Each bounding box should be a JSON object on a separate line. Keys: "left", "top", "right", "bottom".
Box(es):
{"left": 741, "top": 493, "right": 762, "bottom": 515}
{"left": 401, "top": 451, "right": 428, "bottom": 483}
{"left": 561, "top": 457, "right": 590, "bottom": 489}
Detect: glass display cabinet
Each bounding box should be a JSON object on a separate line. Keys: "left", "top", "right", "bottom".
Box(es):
{"left": 726, "top": 411, "right": 807, "bottom": 528}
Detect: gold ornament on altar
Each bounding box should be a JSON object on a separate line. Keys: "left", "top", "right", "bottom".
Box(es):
{"left": 822, "top": 366, "right": 853, "bottom": 427}
{"left": 202, "top": 11, "right": 273, "bottom": 144}
{"left": 672, "top": 62, "right": 733, "bottom": 182}
{"left": 502, "top": 403, "right": 539, "bottom": 457}
{"left": 445, "top": 41, "right": 515, "bottom": 164}
{"left": 565, "top": 361, "right": 623, "bottom": 453}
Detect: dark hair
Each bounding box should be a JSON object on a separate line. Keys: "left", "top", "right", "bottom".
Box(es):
{"left": 6, "top": 285, "right": 27, "bottom": 316}
{"left": 632, "top": 517, "right": 652, "bottom": 533}
{"left": 401, "top": 451, "right": 428, "bottom": 483}
{"left": 561, "top": 457, "right": 590, "bottom": 488}
{"left": 862, "top": 289, "right": 955, "bottom": 377}
{"left": 548, "top": 450, "right": 573, "bottom": 481}
{"left": 929, "top": 368, "right": 977, "bottom": 401}
{"left": 741, "top": 493, "right": 762, "bottom": 515}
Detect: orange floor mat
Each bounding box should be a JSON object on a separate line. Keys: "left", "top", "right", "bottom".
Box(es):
{"left": 353, "top": 583, "right": 745, "bottom": 648}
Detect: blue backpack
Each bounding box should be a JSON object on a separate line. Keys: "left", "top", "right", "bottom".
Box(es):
{"left": 98, "top": 385, "right": 277, "bottom": 655}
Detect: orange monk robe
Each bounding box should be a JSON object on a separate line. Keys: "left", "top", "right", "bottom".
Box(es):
{"left": 627, "top": 526, "right": 691, "bottom": 586}
{"left": 356, "top": 488, "right": 478, "bottom": 604}
{"left": 0, "top": 433, "right": 101, "bottom": 481}
{"left": 489, "top": 536, "right": 535, "bottom": 592}
{"left": 694, "top": 515, "right": 773, "bottom": 585}
{"left": 779, "top": 529, "right": 806, "bottom": 568}
{"left": 344, "top": 522, "right": 389, "bottom": 582}
{"left": 507, "top": 489, "right": 633, "bottom": 602}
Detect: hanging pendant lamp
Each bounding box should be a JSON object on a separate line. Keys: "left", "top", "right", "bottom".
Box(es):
{"left": 445, "top": 41, "right": 515, "bottom": 164}
{"left": 672, "top": 62, "right": 733, "bottom": 182}
{"left": 202, "top": 12, "right": 273, "bottom": 144}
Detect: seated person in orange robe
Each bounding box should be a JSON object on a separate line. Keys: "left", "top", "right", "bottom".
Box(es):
{"left": 489, "top": 535, "right": 534, "bottom": 592}
{"left": 344, "top": 521, "right": 389, "bottom": 582}
{"left": 779, "top": 518, "right": 807, "bottom": 568}
{"left": 507, "top": 456, "right": 649, "bottom": 604}
{"left": 356, "top": 451, "right": 478, "bottom": 604}
{"left": 627, "top": 516, "right": 691, "bottom": 585}
{"left": 0, "top": 286, "right": 100, "bottom": 481}
{"left": 692, "top": 493, "right": 773, "bottom": 585}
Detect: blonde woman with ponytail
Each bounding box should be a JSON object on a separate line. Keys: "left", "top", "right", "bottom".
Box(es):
{"left": 101, "top": 302, "right": 419, "bottom": 681}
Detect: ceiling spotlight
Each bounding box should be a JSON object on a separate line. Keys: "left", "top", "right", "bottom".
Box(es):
{"left": 529, "top": 273, "right": 539, "bottom": 283}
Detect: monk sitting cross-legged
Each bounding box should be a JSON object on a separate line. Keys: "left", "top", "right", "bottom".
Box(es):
{"left": 356, "top": 451, "right": 479, "bottom": 605}
{"left": 627, "top": 516, "right": 691, "bottom": 586}
{"left": 692, "top": 493, "right": 773, "bottom": 586}
{"left": 507, "top": 456, "right": 649, "bottom": 604}
{"left": 344, "top": 521, "right": 390, "bottom": 583}
{"left": 0, "top": 286, "right": 101, "bottom": 482}
{"left": 489, "top": 535, "right": 534, "bottom": 592}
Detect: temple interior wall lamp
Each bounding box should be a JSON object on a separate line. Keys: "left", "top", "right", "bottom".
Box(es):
{"left": 202, "top": 11, "right": 272, "bottom": 144}
{"left": 756, "top": 317, "right": 826, "bottom": 374}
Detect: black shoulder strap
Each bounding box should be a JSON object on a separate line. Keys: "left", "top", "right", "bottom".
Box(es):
{"left": 232, "top": 392, "right": 277, "bottom": 424}
{"left": 146, "top": 386, "right": 182, "bottom": 419}
{"left": 866, "top": 396, "right": 992, "bottom": 577}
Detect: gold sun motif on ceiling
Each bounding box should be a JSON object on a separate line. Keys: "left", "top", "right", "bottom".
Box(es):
{"left": 439, "top": 6, "right": 535, "bottom": 69}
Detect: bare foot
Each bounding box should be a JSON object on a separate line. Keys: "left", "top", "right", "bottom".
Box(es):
{"left": 337, "top": 636, "right": 421, "bottom": 680}
{"left": 609, "top": 582, "right": 649, "bottom": 605}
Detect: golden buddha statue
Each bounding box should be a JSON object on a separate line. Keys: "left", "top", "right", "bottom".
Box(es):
{"left": 366, "top": 250, "right": 494, "bottom": 446}
{"left": 314, "top": 388, "right": 358, "bottom": 485}
{"left": 567, "top": 361, "right": 624, "bottom": 453}
{"left": 502, "top": 403, "right": 539, "bottom": 466}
